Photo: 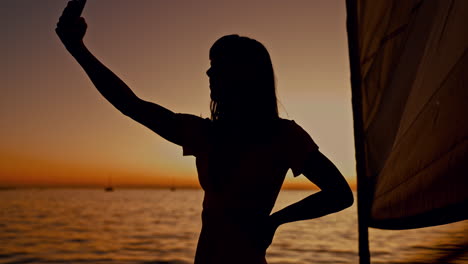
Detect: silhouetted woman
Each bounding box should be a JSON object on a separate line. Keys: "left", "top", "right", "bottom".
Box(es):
{"left": 56, "top": 1, "right": 354, "bottom": 263}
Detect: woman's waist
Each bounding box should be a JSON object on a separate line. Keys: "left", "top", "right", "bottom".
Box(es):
{"left": 202, "top": 200, "right": 272, "bottom": 216}
{"left": 203, "top": 192, "right": 274, "bottom": 212}
{"left": 201, "top": 207, "right": 270, "bottom": 227}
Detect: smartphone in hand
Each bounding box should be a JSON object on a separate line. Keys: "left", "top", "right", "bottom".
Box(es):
{"left": 60, "top": 0, "right": 87, "bottom": 24}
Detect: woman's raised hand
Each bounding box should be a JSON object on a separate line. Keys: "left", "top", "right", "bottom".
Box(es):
{"left": 56, "top": 0, "right": 87, "bottom": 53}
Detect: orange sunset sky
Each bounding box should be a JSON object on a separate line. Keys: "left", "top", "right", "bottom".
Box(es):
{"left": 1, "top": 0, "right": 355, "bottom": 189}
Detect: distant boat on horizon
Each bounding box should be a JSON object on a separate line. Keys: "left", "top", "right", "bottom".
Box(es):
{"left": 105, "top": 176, "right": 114, "bottom": 192}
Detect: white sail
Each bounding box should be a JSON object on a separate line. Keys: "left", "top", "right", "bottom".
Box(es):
{"left": 350, "top": 0, "right": 468, "bottom": 230}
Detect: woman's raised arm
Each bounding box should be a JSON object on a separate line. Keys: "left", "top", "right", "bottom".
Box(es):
{"left": 56, "top": 0, "right": 178, "bottom": 143}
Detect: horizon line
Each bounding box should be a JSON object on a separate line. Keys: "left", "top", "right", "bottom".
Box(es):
{"left": 0, "top": 184, "right": 357, "bottom": 191}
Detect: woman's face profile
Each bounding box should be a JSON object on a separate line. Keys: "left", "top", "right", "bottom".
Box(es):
{"left": 207, "top": 57, "right": 233, "bottom": 101}
{"left": 207, "top": 53, "right": 249, "bottom": 102}
{"left": 206, "top": 60, "right": 217, "bottom": 100}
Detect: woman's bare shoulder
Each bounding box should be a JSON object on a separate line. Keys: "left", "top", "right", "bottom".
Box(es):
{"left": 277, "top": 118, "right": 308, "bottom": 134}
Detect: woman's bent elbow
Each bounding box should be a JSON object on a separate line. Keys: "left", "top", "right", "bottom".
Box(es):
{"left": 329, "top": 187, "right": 354, "bottom": 212}
{"left": 343, "top": 189, "right": 354, "bottom": 209}
{"left": 340, "top": 186, "right": 354, "bottom": 209}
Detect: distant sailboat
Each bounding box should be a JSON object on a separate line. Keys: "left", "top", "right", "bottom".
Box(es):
{"left": 170, "top": 174, "right": 176, "bottom": 191}
{"left": 105, "top": 175, "right": 114, "bottom": 192}
{"left": 346, "top": 1, "right": 468, "bottom": 263}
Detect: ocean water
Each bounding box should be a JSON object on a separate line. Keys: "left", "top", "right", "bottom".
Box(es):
{"left": 0, "top": 189, "right": 466, "bottom": 264}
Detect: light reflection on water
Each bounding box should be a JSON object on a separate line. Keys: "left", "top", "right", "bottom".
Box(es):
{"left": 0, "top": 189, "right": 466, "bottom": 264}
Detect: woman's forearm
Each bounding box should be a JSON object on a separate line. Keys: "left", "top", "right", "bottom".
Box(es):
{"left": 69, "top": 42, "right": 140, "bottom": 114}
{"left": 56, "top": 1, "right": 137, "bottom": 112}
{"left": 270, "top": 189, "right": 353, "bottom": 228}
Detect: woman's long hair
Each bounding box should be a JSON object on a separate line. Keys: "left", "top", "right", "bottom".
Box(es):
{"left": 209, "top": 35, "right": 278, "bottom": 123}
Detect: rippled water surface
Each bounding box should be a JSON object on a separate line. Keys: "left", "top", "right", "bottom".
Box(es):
{"left": 0, "top": 189, "right": 466, "bottom": 264}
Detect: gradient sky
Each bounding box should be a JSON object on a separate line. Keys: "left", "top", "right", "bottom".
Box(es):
{"left": 1, "top": 0, "right": 355, "bottom": 188}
